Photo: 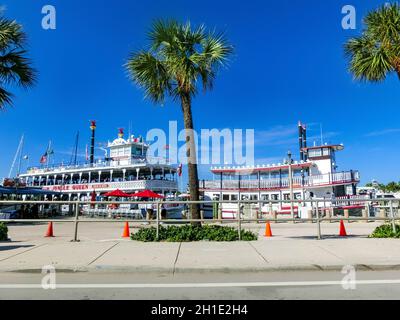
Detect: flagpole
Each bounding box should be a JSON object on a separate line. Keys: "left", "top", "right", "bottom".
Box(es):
{"left": 47, "top": 140, "right": 52, "bottom": 168}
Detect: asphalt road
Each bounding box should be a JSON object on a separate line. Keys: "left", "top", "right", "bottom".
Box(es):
{"left": 0, "top": 270, "right": 400, "bottom": 300}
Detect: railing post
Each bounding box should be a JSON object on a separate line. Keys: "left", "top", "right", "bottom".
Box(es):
{"left": 390, "top": 200, "right": 396, "bottom": 234}
{"left": 316, "top": 200, "right": 322, "bottom": 240}
{"left": 238, "top": 200, "right": 242, "bottom": 241}
{"left": 71, "top": 200, "right": 80, "bottom": 242}
{"left": 156, "top": 201, "right": 160, "bottom": 240}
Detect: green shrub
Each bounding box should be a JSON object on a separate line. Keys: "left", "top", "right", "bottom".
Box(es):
{"left": 131, "top": 224, "right": 258, "bottom": 242}
{"left": 369, "top": 224, "right": 400, "bottom": 238}
{"left": 0, "top": 222, "right": 8, "bottom": 241}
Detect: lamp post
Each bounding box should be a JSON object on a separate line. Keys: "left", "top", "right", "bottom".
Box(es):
{"left": 287, "top": 151, "right": 295, "bottom": 221}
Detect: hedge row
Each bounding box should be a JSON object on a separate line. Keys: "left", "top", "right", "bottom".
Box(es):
{"left": 131, "top": 224, "right": 258, "bottom": 242}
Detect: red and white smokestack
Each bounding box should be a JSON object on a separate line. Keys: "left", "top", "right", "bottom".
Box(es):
{"left": 298, "top": 121, "right": 304, "bottom": 161}
{"left": 90, "top": 120, "right": 96, "bottom": 165}
{"left": 302, "top": 123, "right": 307, "bottom": 160}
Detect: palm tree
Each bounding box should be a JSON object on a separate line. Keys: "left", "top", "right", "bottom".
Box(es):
{"left": 0, "top": 15, "right": 36, "bottom": 109}
{"left": 345, "top": 3, "right": 400, "bottom": 81}
{"left": 126, "top": 19, "right": 232, "bottom": 220}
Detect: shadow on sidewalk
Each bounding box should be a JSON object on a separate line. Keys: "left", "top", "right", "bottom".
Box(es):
{"left": 284, "top": 235, "right": 362, "bottom": 240}
{"left": 0, "top": 244, "right": 34, "bottom": 251}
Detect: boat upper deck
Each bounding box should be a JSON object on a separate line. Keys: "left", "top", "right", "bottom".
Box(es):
{"left": 20, "top": 156, "right": 175, "bottom": 177}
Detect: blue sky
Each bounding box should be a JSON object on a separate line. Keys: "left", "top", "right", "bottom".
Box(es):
{"left": 0, "top": 0, "right": 399, "bottom": 184}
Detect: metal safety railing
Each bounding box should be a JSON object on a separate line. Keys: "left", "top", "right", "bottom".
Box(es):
{"left": 0, "top": 198, "right": 399, "bottom": 241}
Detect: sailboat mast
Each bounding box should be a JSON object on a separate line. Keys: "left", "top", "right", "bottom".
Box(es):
{"left": 75, "top": 131, "right": 79, "bottom": 165}
{"left": 69, "top": 131, "right": 80, "bottom": 166}
{"left": 17, "top": 134, "right": 25, "bottom": 176}
{"left": 8, "top": 135, "right": 24, "bottom": 178}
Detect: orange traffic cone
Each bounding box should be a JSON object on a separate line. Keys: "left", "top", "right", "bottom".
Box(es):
{"left": 45, "top": 222, "right": 54, "bottom": 237}
{"left": 122, "top": 222, "right": 130, "bottom": 238}
{"left": 339, "top": 220, "right": 347, "bottom": 237}
{"left": 264, "top": 222, "right": 273, "bottom": 237}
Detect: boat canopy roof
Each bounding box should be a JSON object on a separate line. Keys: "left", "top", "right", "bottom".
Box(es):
{"left": 0, "top": 186, "right": 60, "bottom": 195}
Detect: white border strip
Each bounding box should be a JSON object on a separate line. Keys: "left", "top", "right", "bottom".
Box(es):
{"left": 1, "top": 279, "right": 400, "bottom": 289}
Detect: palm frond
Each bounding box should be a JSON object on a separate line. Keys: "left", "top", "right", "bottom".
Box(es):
{"left": 0, "top": 86, "right": 13, "bottom": 110}
{"left": 0, "top": 50, "right": 36, "bottom": 87}
{"left": 344, "top": 3, "right": 400, "bottom": 81}
{"left": 0, "top": 15, "right": 36, "bottom": 109}
{"left": 125, "top": 51, "right": 171, "bottom": 104}
{"left": 345, "top": 36, "right": 393, "bottom": 82}
{"left": 0, "top": 17, "right": 26, "bottom": 49}
{"left": 126, "top": 19, "right": 233, "bottom": 104}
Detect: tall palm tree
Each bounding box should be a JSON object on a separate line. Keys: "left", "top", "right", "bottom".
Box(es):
{"left": 126, "top": 19, "right": 232, "bottom": 220}
{"left": 345, "top": 3, "right": 400, "bottom": 81}
{"left": 0, "top": 15, "right": 36, "bottom": 109}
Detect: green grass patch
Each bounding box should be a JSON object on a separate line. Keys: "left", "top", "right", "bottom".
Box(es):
{"left": 131, "top": 224, "right": 258, "bottom": 242}
{"left": 369, "top": 224, "right": 400, "bottom": 238}
{"left": 0, "top": 222, "right": 8, "bottom": 241}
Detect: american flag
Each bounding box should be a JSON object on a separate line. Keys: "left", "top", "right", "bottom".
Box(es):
{"left": 177, "top": 163, "right": 182, "bottom": 177}
{"left": 39, "top": 153, "right": 47, "bottom": 164}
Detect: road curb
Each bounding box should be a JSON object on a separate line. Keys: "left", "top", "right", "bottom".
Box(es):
{"left": 3, "top": 263, "right": 400, "bottom": 274}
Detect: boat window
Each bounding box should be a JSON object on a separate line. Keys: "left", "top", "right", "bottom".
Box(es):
{"left": 231, "top": 194, "right": 238, "bottom": 201}
{"left": 222, "top": 194, "right": 229, "bottom": 201}
{"left": 271, "top": 194, "right": 279, "bottom": 200}
{"left": 283, "top": 194, "right": 290, "bottom": 200}
{"left": 308, "top": 148, "right": 322, "bottom": 157}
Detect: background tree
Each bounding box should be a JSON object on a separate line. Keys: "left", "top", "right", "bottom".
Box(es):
{"left": 0, "top": 15, "right": 36, "bottom": 109}
{"left": 126, "top": 19, "right": 232, "bottom": 219}
{"left": 345, "top": 3, "right": 400, "bottom": 82}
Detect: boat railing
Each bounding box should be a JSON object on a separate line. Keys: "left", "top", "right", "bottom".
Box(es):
{"left": 201, "top": 170, "right": 359, "bottom": 190}
{"left": 24, "top": 156, "right": 172, "bottom": 175}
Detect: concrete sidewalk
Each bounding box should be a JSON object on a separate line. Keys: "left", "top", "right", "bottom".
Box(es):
{"left": 1, "top": 221, "right": 399, "bottom": 273}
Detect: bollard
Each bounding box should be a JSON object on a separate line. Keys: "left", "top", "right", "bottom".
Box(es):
{"left": 272, "top": 210, "right": 277, "bottom": 223}
{"left": 307, "top": 209, "right": 313, "bottom": 223}
{"left": 325, "top": 207, "right": 331, "bottom": 222}
{"left": 156, "top": 202, "right": 160, "bottom": 240}
{"left": 237, "top": 201, "right": 242, "bottom": 241}
{"left": 390, "top": 201, "right": 396, "bottom": 234}
{"left": 344, "top": 209, "right": 349, "bottom": 222}
{"left": 316, "top": 201, "right": 322, "bottom": 240}
{"left": 71, "top": 201, "right": 80, "bottom": 242}
{"left": 329, "top": 207, "right": 334, "bottom": 223}
{"left": 362, "top": 209, "right": 368, "bottom": 222}
{"left": 200, "top": 209, "right": 204, "bottom": 222}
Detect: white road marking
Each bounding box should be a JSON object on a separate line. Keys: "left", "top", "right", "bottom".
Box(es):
{"left": 1, "top": 279, "right": 400, "bottom": 289}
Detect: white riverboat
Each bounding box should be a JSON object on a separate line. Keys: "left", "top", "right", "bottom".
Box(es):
{"left": 17, "top": 123, "right": 181, "bottom": 217}
{"left": 199, "top": 122, "right": 361, "bottom": 219}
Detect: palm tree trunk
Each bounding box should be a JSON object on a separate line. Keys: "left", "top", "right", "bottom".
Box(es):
{"left": 180, "top": 93, "right": 200, "bottom": 221}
